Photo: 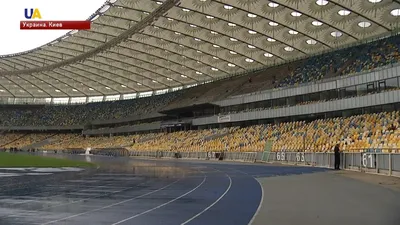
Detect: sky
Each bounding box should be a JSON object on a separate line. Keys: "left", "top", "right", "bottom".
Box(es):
{"left": 0, "top": 0, "right": 108, "bottom": 55}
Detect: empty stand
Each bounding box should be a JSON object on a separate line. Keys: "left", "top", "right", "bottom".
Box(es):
{"left": 0, "top": 92, "right": 180, "bottom": 126}
{"left": 4, "top": 111, "right": 400, "bottom": 154}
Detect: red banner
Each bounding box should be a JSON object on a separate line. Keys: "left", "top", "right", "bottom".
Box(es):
{"left": 20, "top": 21, "right": 91, "bottom": 30}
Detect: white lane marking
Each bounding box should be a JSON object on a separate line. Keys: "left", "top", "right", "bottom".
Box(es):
{"left": 25, "top": 173, "right": 53, "bottom": 176}
{"left": 234, "top": 170, "right": 249, "bottom": 175}
{"left": 3, "top": 181, "right": 150, "bottom": 219}
{"left": 45, "top": 184, "right": 125, "bottom": 188}
{"left": 228, "top": 168, "right": 263, "bottom": 225}
{"left": 111, "top": 176, "right": 207, "bottom": 225}
{"left": 0, "top": 168, "right": 33, "bottom": 171}
{"left": 0, "top": 167, "right": 83, "bottom": 179}
{"left": 67, "top": 180, "right": 98, "bottom": 183}
{"left": 0, "top": 172, "right": 53, "bottom": 177}
{"left": 40, "top": 178, "right": 182, "bottom": 225}
{"left": 2, "top": 179, "right": 133, "bottom": 207}
{"left": 0, "top": 173, "right": 21, "bottom": 177}
{"left": 0, "top": 199, "right": 34, "bottom": 204}
{"left": 60, "top": 167, "right": 84, "bottom": 172}
{"left": 0, "top": 168, "right": 84, "bottom": 173}
{"left": 95, "top": 173, "right": 141, "bottom": 176}
{"left": 181, "top": 174, "right": 232, "bottom": 225}
{"left": 247, "top": 178, "right": 264, "bottom": 225}
{"left": 223, "top": 167, "right": 264, "bottom": 225}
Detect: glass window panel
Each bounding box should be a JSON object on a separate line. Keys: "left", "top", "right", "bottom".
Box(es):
{"left": 287, "top": 96, "right": 296, "bottom": 106}
{"left": 88, "top": 96, "right": 103, "bottom": 103}
{"left": 345, "top": 86, "right": 357, "bottom": 98}
{"left": 105, "top": 95, "right": 120, "bottom": 101}
{"left": 382, "top": 104, "right": 395, "bottom": 112}
{"left": 339, "top": 88, "right": 346, "bottom": 99}
{"left": 366, "top": 82, "right": 376, "bottom": 94}
{"left": 385, "top": 78, "right": 398, "bottom": 91}
{"left": 357, "top": 83, "right": 368, "bottom": 96}
{"left": 70, "top": 97, "right": 86, "bottom": 104}
{"left": 53, "top": 98, "right": 69, "bottom": 105}
{"left": 123, "top": 93, "right": 136, "bottom": 100}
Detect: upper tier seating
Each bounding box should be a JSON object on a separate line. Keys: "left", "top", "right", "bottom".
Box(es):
{"left": 232, "top": 61, "right": 304, "bottom": 96}
{"left": 275, "top": 50, "right": 348, "bottom": 88}
{"left": 275, "top": 35, "right": 400, "bottom": 88}
{"left": 162, "top": 76, "right": 249, "bottom": 111}
{"left": 0, "top": 92, "right": 180, "bottom": 126}
{"left": 164, "top": 35, "right": 400, "bottom": 106}
{"left": 341, "top": 35, "right": 400, "bottom": 75}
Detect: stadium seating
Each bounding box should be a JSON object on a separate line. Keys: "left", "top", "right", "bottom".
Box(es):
{"left": 4, "top": 133, "right": 52, "bottom": 149}
{"left": 0, "top": 92, "right": 181, "bottom": 126}
{"left": 232, "top": 61, "right": 304, "bottom": 96}
{"left": 0, "top": 133, "right": 26, "bottom": 147}
{"left": 164, "top": 36, "right": 400, "bottom": 109}
{"left": 42, "top": 134, "right": 138, "bottom": 150}
{"left": 133, "top": 111, "right": 400, "bottom": 152}
{"left": 41, "top": 134, "right": 83, "bottom": 150}
{"left": 4, "top": 111, "right": 400, "bottom": 153}
{"left": 275, "top": 35, "right": 400, "bottom": 88}
{"left": 273, "top": 111, "right": 400, "bottom": 152}
{"left": 275, "top": 53, "right": 344, "bottom": 88}
{"left": 162, "top": 77, "right": 248, "bottom": 111}
{"left": 131, "top": 128, "right": 236, "bottom": 152}
{"left": 341, "top": 35, "right": 400, "bottom": 76}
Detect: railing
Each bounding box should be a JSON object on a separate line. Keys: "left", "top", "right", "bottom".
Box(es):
{"left": 127, "top": 150, "right": 400, "bottom": 177}
{"left": 128, "top": 150, "right": 262, "bottom": 162}
{"left": 263, "top": 152, "right": 399, "bottom": 177}
{"left": 54, "top": 147, "right": 399, "bottom": 177}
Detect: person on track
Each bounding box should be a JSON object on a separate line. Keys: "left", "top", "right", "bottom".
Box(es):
{"left": 334, "top": 144, "right": 340, "bottom": 170}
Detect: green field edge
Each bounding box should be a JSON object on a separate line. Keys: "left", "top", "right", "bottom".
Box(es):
{"left": 0, "top": 152, "right": 96, "bottom": 168}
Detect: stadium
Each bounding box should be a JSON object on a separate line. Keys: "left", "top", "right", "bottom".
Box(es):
{"left": 1, "top": 0, "right": 400, "bottom": 224}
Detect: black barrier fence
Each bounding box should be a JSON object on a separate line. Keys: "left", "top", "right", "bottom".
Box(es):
{"left": 90, "top": 148, "right": 130, "bottom": 157}
{"left": 129, "top": 151, "right": 227, "bottom": 161}
{"left": 62, "top": 148, "right": 86, "bottom": 154}
{"left": 36, "top": 148, "right": 400, "bottom": 177}
{"left": 60, "top": 148, "right": 129, "bottom": 157}
{"left": 1, "top": 147, "right": 37, "bottom": 153}
{"left": 127, "top": 151, "right": 400, "bottom": 177}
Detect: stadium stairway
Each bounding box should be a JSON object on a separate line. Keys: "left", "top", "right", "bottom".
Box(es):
{"left": 21, "top": 134, "right": 57, "bottom": 151}
{"left": 328, "top": 57, "right": 357, "bottom": 79}
{"left": 162, "top": 76, "right": 248, "bottom": 111}
{"left": 137, "top": 135, "right": 161, "bottom": 143}
{"left": 209, "top": 77, "right": 250, "bottom": 102}
{"left": 203, "top": 128, "right": 237, "bottom": 141}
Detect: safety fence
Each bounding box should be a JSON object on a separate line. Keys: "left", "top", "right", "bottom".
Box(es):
{"left": 49, "top": 148, "right": 399, "bottom": 177}
{"left": 129, "top": 151, "right": 261, "bottom": 162}
{"left": 266, "top": 152, "right": 400, "bottom": 177}
{"left": 128, "top": 150, "right": 400, "bottom": 177}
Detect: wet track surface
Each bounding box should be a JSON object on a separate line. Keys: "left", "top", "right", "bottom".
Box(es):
{"left": 0, "top": 155, "right": 328, "bottom": 225}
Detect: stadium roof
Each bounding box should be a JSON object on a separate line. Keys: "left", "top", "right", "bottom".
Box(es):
{"left": 0, "top": 0, "right": 399, "bottom": 99}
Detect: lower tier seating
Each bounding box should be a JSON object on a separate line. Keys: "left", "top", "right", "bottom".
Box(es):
{"left": 3, "top": 111, "right": 400, "bottom": 153}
